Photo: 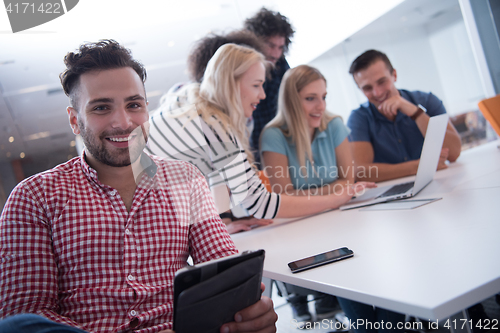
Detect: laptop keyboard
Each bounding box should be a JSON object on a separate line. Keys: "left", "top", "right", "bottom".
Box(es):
{"left": 377, "top": 181, "right": 415, "bottom": 198}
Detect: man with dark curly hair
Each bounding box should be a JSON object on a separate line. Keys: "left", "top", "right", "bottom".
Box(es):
{"left": 244, "top": 7, "right": 294, "bottom": 167}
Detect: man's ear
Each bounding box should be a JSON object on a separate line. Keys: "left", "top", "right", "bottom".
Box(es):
{"left": 67, "top": 106, "right": 81, "bottom": 135}
{"left": 352, "top": 74, "right": 362, "bottom": 89}
{"left": 392, "top": 68, "right": 398, "bottom": 82}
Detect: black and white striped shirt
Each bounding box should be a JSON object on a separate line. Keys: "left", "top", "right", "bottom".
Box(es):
{"left": 146, "top": 107, "right": 280, "bottom": 219}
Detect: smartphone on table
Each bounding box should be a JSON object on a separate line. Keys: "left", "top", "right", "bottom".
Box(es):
{"left": 288, "top": 247, "right": 354, "bottom": 273}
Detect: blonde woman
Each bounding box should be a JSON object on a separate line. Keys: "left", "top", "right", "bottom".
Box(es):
{"left": 147, "top": 44, "right": 371, "bottom": 233}
{"left": 260, "top": 64, "right": 402, "bottom": 331}
{"left": 261, "top": 65, "right": 358, "bottom": 196}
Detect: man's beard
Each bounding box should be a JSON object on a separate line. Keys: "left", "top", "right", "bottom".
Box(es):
{"left": 78, "top": 119, "right": 147, "bottom": 167}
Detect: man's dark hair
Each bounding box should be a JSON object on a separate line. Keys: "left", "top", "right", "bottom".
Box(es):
{"left": 60, "top": 39, "right": 147, "bottom": 110}
{"left": 187, "top": 30, "right": 266, "bottom": 83}
{"left": 244, "top": 7, "right": 294, "bottom": 54}
{"left": 349, "top": 49, "right": 394, "bottom": 76}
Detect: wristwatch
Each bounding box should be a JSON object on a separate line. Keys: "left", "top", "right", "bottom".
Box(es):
{"left": 219, "top": 212, "right": 234, "bottom": 220}
{"left": 411, "top": 104, "right": 427, "bottom": 121}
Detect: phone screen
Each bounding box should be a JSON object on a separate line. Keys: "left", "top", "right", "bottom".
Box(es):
{"left": 288, "top": 247, "right": 353, "bottom": 273}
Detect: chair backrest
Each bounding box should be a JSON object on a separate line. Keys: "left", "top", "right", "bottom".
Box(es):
{"left": 478, "top": 94, "right": 500, "bottom": 137}
{"left": 257, "top": 170, "right": 272, "bottom": 192}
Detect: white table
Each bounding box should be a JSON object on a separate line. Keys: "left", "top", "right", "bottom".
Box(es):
{"left": 231, "top": 140, "right": 500, "bottom": 322}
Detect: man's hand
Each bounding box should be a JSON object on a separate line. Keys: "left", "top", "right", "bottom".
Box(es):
{"left": 378, "top": 95, "right": 418, "bottom": 119}
{"left": 220, "top": 283, "right": 277, "bottom": 333}
{"left": 437, "top": 148, "right": 449, "bottom": 170}
{"left": 330, "top": 182, "right": 377, "bottom": 207}
{"left": 351, "top": 182, "right": 377, "bottom": 197}
{"left": 226, "top": 218, "right": 273, "bottom": 234}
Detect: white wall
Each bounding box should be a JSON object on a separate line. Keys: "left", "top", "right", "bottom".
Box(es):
{"left": 426, "top": 10, "right": 485, "bottom": 114}
{"left": 308, "top": 2, "right": 484, "bottom": 122}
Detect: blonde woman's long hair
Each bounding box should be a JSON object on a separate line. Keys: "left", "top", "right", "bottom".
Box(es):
{"left": 194, "top": 43, "right": 266, "bottom": 164}
{"left": 264, "top": 65, "right": 336, "bottom": 169}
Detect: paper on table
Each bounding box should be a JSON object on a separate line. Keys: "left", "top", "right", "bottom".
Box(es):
{"left": 359, "top": 198, "right": 442, "bottom": 211}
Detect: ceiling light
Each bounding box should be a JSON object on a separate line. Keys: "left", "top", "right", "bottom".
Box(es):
{"left": 8, "top": 136, "right": 14, "bottom": 143}
{"left": 7, "top": 84, "right": 50, "bottom": 96}
{"left": 70, "top": 140, "right": 76, "bottom": 147}
{"left": 25, "top": 131, "right": 51, "bottom": 141}
{"left": 20, "top": 152, "right": 25, "bottom": 158}
{"left": 147, "top": 90, "right": 163, "bottom": 98}
{"left": 6, "top": 152, "right": 11, "bottom": 157}
{"left": 168, "top": 41, "right": 175, "bottom": 47}
{"left": 0, "top": 60, "right": 15, "bottom": 65}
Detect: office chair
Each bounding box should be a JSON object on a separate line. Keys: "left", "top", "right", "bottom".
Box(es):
{"left": 478, "top": 94, "right": 500, "bottom": 137}
{"left": 257, "top": 170, "right": 272, "bottom": 192}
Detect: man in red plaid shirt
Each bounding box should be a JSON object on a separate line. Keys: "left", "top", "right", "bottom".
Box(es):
{"left": 0, "top": 39, "right": 277, "bottom": 333}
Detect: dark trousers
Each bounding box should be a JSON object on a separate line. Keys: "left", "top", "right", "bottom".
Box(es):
{"left": 0, "top": 314, "right": 88, "bottom": 333}
{"left": 337, "top": 297, "right": 406, "bottom": 333}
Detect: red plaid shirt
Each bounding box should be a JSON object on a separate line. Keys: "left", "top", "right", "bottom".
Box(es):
{"left": 0, "top": 153, "right": 237, "bottom": 333}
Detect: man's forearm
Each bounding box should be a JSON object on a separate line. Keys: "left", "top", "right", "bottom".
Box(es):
{"left": 354, "top": 160, "right": 419, "bottom": 182}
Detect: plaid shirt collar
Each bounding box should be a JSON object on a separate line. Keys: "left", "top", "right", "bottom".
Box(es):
{"left": 79, "top": 150, "right": 158, "bottom": 189}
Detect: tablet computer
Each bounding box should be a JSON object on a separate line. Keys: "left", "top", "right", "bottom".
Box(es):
{"left": 173, "top": 249, "right": 265, "bottom": 333}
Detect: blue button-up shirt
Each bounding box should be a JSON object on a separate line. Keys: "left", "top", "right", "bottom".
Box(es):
{"left": 347, "top": 90, "right": 446, "bottom": 164}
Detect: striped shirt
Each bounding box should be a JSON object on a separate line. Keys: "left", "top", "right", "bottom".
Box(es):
{"left": 0, "top": 153, "right": 237, "bottom": 333}
{"left": 146, "top": 97, "right": 280, "bottom": 220}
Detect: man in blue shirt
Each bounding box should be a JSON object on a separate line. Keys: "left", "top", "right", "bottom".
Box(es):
{"left": 347, "top": 49, "right": 462, "bottom": 182}
{"left": 244, "top": 7, "right": 294, "bottom": 168}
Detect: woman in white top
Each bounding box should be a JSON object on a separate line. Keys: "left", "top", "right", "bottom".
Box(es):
{"left": 147, "top": 44, "right": 372, "bottom": 232}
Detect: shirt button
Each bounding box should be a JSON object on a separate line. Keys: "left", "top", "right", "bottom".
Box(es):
{"left": 110, "top": 190, "right": 117, "bottom": 196}
{"left": 404, "top": 157, "right": 408, "bottom": 161}
{"left": 398, "top": 139, "right": 402, "bottom": 143}
{"left": 128, "top": 274, "right": 135, "bottom": 281}
{"left": 125, "top": 229, "right": 131, "bottom": 235}
{"left": 130, "top": 310, "right": 138, "bottom": 316}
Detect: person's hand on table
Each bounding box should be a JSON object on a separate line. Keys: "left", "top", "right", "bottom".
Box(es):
{"left": 347, "top": 182, "right": 377, "bottom": 197}
{"left": 331, "top": 182, "right": 376, "bottom": 207}
{"left": 220, "top": 283, "right": 277, "bottom": 333}
{"left": 226, "top": 217, "right": 273, "bottom": 234}
{"left": 351, "top": 182, "right": 377, "bottom": 197}
{"left": 437, "top": 148, "right": 449, "bottom": 170}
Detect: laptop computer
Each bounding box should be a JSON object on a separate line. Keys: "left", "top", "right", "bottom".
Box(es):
{"left": 340, "top": 113, "right": 449, "bottom": 210}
